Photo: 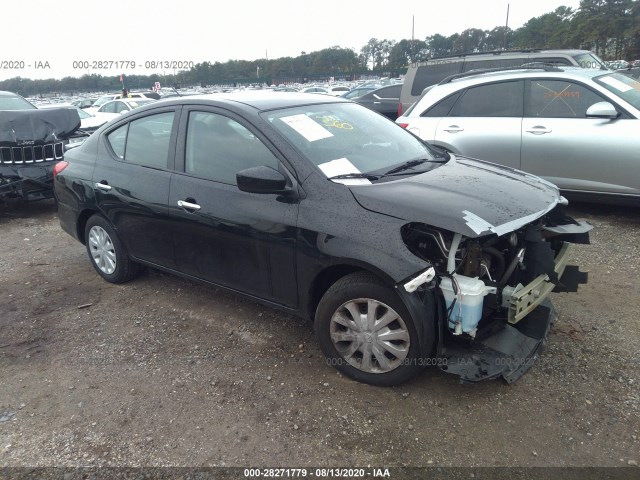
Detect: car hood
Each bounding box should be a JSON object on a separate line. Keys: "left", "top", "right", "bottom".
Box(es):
{"left": 0, "top": 108, "right": 81, "bottom": 145}
{"left": 348, "top": 155, "right": 561, "bottom": 238}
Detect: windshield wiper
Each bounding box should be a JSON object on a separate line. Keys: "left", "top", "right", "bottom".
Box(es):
{"left": 328, "top": 172, "right": 380, "bottom": 181}
{"left": 382, "top": 158, "right": 447, "bottom": 176}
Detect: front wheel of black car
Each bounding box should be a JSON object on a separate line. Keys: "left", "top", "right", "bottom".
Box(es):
{"left": 84, "top": 215, "right": 139, "bottom": 284}
{"left": 315, "top": 272, "right": 423, "bottom": 386}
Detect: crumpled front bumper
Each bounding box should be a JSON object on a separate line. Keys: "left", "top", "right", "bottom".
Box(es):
{"left": 436, "top": 239, "right": 588, "bottom": 383}
{"left": 439, "top": 300, "right": 555, "bottom": 383}
{"left": 0, "top": 164, "right": 56, "bottom": 205}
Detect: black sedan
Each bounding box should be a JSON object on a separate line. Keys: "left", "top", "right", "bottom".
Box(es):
{"left": 54, "top": 92, "right": 590, "bottom": 386}
{"left": 348, "top": 84, "right": 402, "bottom": 120}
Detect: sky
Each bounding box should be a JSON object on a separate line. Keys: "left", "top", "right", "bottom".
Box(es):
{"left": 1, "top": 0, "right": 583, "bottom": 81}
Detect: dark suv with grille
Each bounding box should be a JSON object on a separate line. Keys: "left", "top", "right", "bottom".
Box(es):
{"left": 0, "top": 91, "right": 80, "bottom": 212}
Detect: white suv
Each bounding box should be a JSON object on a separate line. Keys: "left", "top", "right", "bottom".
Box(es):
{"left": 396, "top": 65, "right": 640, "bottom": 204}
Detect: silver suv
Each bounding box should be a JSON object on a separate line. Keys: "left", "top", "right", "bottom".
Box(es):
{"left": 399, "top": 49, "right": 608, "bottom": 115}
{"left": 396, "top": 66, "right": 640, "bottom": 204}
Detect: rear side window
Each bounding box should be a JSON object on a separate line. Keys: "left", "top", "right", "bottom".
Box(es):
{"left": 449, "top": 81, "right": 524, "bottom": 117}
{"left": 374, "top": 84, "right": 402, "bottom": 98}
{"left": 526, "top": 80, "right": 605, "bottom": 118}
{"left": 421, "top": 92, "right": 462, "bottom": 117}
{"left": 106, "top": 112, "right": 175, "bottom": 168}
{"left": 411, "top": 62, "right": 463, "bottom": 95}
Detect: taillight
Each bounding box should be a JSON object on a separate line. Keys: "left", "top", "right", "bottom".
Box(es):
{"left": 397, "top": 102, "right": 403, "bottom": 118}
{"left": 53, "top": 161, "right": 69, "bottom": 179}
{"left": 398, "top": 123, "right": 409, "bottom": 129}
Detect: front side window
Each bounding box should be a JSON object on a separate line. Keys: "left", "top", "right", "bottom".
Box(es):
{"left": 106, "top": 111, "right": 174, "bottom": 168}
{"left": 185, "top": 111, "right": 279, "bottom": 185}
{"left": 526, "top": 80, "right": 605, "bottom": 118}
{"left": 449, "top": 81, "right": 523, "bottom": 117}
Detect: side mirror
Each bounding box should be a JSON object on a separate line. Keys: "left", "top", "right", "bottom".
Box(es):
{"left": 237, "top": 166, "right": 289, "bottom": 194}
{"left": 586, "top": 101, "right": 619, "bottom": 119}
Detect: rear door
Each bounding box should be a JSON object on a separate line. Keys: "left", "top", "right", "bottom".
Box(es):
{"left": 93, "top": 107, "right": 179, "bottom": 268}
{"left": 433, "top": 80, "right": 524, "bottom": 169}
{"left": 168, "top": 107, "right": 299, "bottom": 306}
{"left": 521, "top": 78, "right": 640, "bottom": 194}
{"left": 357, "top": 85, "right": 402, "bottom": 119}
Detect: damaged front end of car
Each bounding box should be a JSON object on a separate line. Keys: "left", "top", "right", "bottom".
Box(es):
{"left": 400, "top": 200, "right": 591, "bottom": 384}
{"left": 0, "top": 108, "right": 80, "bottom": 212}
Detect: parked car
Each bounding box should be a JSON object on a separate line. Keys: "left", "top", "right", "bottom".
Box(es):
{"left": 72, "top": 97, "right": 98, "bottom": 109}
{"left": 272, "top": 87, "right": 300, "bottom": 92}
{"left": 0, "top": 91, "right": 80, "bottom": 212}
{"left": 397, "top": 65, "right": 640, "bottom": 204}
{"left": 38, "top": 104, "right": 109, "bottom": 149}
{"left": 399, "top": 49, "right": 608, "bottom": 116}
{"left": 39, "top": 104, "right": 108, "bottom": 132}
{"left": 348, "top": 84, "right": 402, "bottom": 119}
{"left": 341, "top": 85, "right": 379, "bottom": 99}
{"left": 54, "top": 92, "right": 589, "bottom": 386}
{"left": 326, "top": 86, "right": 351, "bottom": 97}
{"left": 299, "top": 86, "right": 328, "bottom": 94}
{"left": 92, "top": 98, "right": 157, "bottom": 121}
{"left": 86, "top": 92, "right": 159, "bottom": 114}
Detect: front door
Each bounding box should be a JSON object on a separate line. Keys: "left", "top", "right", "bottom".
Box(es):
{"left": 168, "top": 108, "right": 298, "bottom": 306}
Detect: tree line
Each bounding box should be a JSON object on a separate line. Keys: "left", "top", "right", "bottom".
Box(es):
{"left": 2, "top": 0, "right": 638, "bottom": 96}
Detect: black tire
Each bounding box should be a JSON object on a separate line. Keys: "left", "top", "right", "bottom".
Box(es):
{"left": 315, "top": 272, "right": 424, "bottom": 386}
{"left": 84, "top": 215, "right": 140, "bottom": 284}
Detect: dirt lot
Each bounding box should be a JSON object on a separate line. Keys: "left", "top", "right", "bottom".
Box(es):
{"left": 0, "top": 199, "right": 639, "bottom": 471}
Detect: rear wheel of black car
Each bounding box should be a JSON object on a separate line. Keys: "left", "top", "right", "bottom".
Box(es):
{"left": 315, "top": 272, "right": 423, "bottom": 386}
{"left": 84, "top": 215, "right": 139, "bottom": 284}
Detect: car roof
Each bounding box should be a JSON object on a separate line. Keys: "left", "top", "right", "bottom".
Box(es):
{"left": 425, "top": 49, "right": 593, "bottom": 63}
{"left": 146, "top": 91, "right": 347, "bottom": 112}
{"left": 441, "top": 66, "right": 610, "bottom": 89}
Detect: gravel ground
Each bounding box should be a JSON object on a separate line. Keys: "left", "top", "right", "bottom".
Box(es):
{"left": 0, "top": 199, "right": 638, "bottom": 472}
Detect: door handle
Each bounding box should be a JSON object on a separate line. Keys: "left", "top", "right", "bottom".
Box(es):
{"left": 443, "top": 125, "right": 464, "bottom": 133}
{"left": 373, "top": 101, "right": 382, "bottom": 105}
{"left": 95, "top": 182, "right": 112, "bottom": 191}
{"left": 177, "top": 200, "right": 201, "bottom": 211}
{"left": 526, "top": 126, "right": 552, "bottom": 135}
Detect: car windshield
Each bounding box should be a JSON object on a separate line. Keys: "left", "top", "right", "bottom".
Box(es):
{"left": 264, "top": 103, "right": 443, "bottom": 178}
{"left": 595, "top": 72, "right": 640, "bottom": 110}
{"left": 0, "top": 94, "right": 36, "bottom": 110}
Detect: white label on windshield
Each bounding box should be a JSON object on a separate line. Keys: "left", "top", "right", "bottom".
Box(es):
{"left": 280, "top": 114, "right": 333, "bottom": 142}
{"left": 599, "top": 76, "right": 634, "bottom": 92}
{"left": 318, "top": 158, "right": 371, "bottom": 185}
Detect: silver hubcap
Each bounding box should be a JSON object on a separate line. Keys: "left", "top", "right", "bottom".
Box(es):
{"left": 88, "top": 226, "right": 116, "bottom": 275}
{"left": 330, "top": 298, "right": 410, "bottom": 374}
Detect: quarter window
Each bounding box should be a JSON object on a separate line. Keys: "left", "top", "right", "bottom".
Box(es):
{"left": 449, "top": 81, "right": 523, "bottom": 117}
{"left": 185, "top": 111, "right": 279, "bottom": 185}
{"left": 421, "top": 92, "right": 462, "bottom": 117}
{"left": 526, "top": 80, "right": 605, "bottom": 118}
